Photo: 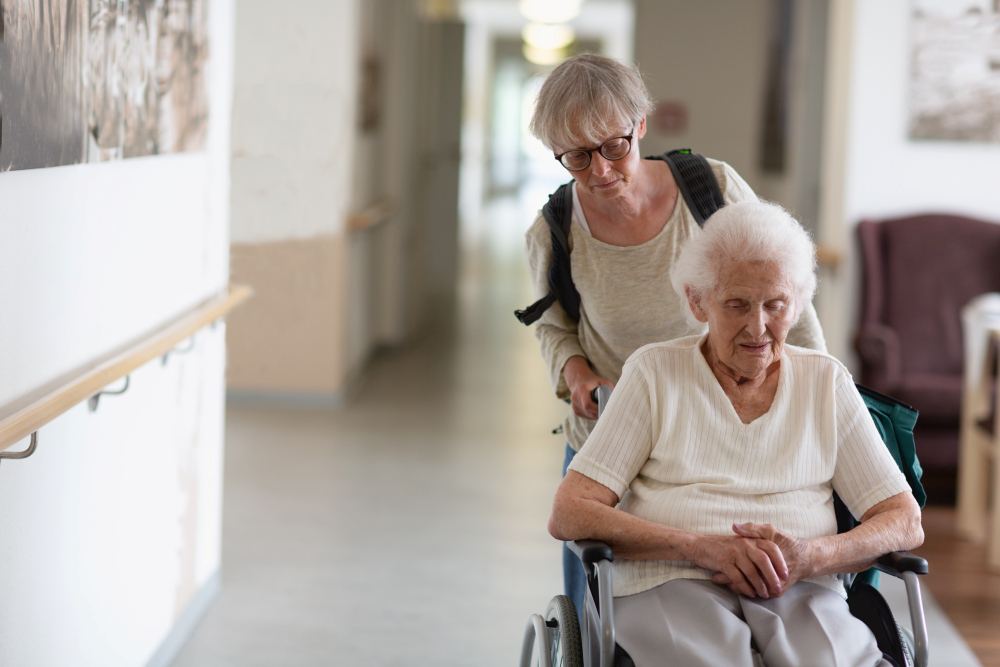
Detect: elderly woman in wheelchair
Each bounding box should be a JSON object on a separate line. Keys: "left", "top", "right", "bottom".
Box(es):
{"left": 547, "top": 200, "right": 924, "bottom": 667}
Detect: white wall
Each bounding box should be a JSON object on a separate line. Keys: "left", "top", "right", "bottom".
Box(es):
{"left": 229, "top": 0, "right": 360, "bottom": 245}
{"left": 817, "top": 0, "right": 1000, "bottom": 366}
{"left": 0, "top": 0, "right": 234, "bottom": 663}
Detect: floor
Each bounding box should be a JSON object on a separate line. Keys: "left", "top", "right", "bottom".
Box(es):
{"left": 172, "top": 207, "right": 569, "bottom": 666}
{"left": 172, "top": 198, "right": 997, "bottom": 666}
{"left": 914, "top": 507, "right": 1000, "bottom": 666}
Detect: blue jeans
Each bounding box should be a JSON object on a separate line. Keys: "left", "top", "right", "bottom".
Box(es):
{"left": 562, "top": 444, "right": 586, "bottom": 622}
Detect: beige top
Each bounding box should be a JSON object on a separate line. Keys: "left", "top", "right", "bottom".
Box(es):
{"left": 568, "top": 335, "right": 910, "bottom": 597}
{"left": 525, "top": 159, "right": 828, "bottom": 451}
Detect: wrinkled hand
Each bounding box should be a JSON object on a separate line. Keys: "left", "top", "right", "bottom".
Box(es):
{"left": 692, "top": 531, "right": 787, "bottom": 599}
{"left": 710, "top": 523, "right": 813, "bottom": 597}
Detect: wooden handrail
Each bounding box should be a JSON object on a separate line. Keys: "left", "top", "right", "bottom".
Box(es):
{"left": 348, "top": 199, "right": 395, "bottom": 232}
{"left": 816, "top": 246, "right": 842, "bottom": 268}
{"left": 0, "top": 284, "right": 252, "bottom": 453}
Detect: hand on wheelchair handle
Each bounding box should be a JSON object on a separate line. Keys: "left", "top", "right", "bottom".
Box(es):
{"left": 569, "top": 378, "right": 611, "bottom": 420}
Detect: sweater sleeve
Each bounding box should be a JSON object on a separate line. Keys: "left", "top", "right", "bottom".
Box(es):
{"left": 787, "top": 302, "right": 828, "bottom": 353}
{"left": 568, "top": 357, "right": 655, "bottom": 499}
{"left": 716, "top": 160, "right": 759, "bottom": 205}
{"left": 525, "top": 215, "right": 586, "bottom": 399}
{"left": 830, "top": 369, "right": 911, "bottom": 521}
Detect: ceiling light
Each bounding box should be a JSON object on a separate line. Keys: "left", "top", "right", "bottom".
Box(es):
{"left": 523, "top": 44, "right": 567, "bottom": 66}
{"left": 518, "top": 0, "right": 582, "bottom": 24}
{"left": 522, "top": 23, "right": 575, "bottom": 50}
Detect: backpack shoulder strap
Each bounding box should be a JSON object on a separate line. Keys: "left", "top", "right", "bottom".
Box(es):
{"left": 514, "top": 181, "right": 579, "bottom": 324}
{"left": 650, "top": 149, "right": 725, "bottom": 227}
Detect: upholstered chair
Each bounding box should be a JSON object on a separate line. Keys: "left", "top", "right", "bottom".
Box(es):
{"left": 855, "top": 214, "right": 1000, "bottom": 502}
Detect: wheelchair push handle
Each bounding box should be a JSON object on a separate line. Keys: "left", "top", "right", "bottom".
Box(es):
{"left": 590, "top": 385, "right": 613, "bottom": 418}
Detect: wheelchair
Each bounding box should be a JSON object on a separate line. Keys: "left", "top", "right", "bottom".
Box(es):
{"left": 521, "top": 385, "right": 931, "bottom": 667}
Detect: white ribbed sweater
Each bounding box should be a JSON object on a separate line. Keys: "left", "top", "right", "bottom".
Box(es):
{"left": 524, "top": 159, "right": 828, "bottom": 452}
{"left": 568, "top": 335, "right": 910, "bottom": 598}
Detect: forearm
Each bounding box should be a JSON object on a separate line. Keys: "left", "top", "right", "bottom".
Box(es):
{"left": 537, "top": 325, "right": 585, "bottom": 398}
{"left": 804, "top": 494, "right": 923, "bottom": 577}
{"left": 562, "top": 355, "right": 596, "bottom": 389}
{"left": 549, "top": 475, "right": 697, "bottom": 562}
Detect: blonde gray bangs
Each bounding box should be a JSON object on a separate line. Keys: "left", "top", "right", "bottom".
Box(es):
{"left": 529, "top": 53, "right": 654, "bottom": 151}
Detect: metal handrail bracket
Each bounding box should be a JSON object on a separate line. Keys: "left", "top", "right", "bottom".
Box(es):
{"left": 161, "top": 336, "right": 196, "bottom": 366}
{"left": 88, "top": 375, "right": 130, "bottom": 412}
{"left": 0, "top": 432, "right": 38, "bottom": 467}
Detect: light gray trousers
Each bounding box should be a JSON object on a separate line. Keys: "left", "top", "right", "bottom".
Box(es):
{"left": 613, "top": 579, "right": 891, "bottom": 667}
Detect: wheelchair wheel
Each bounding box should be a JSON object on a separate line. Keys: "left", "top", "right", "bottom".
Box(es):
{"left": 544, "top": 595, "right": 583, "bottom": 667}
{"left": 896, "top": 621, "right": 915, "bottom": 667}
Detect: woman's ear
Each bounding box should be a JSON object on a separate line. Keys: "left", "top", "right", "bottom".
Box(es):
{"left": 637, "top": 115, "right": 647, "bottom": 140}
{"left": 686, "top": 286, "right": 708, "bottom": 323}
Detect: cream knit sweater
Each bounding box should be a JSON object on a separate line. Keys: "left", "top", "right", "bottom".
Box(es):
{"left": 525, "top": 159, "right": 827, "bottom": 452}
{"left": 568, "top": 335, "right": 910, "bottom": 598}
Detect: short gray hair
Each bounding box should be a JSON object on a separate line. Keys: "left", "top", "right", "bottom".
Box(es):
{"left": 670, "top": 200, "right": 817, "bottom": 326}
{"left": 529, "top": 53, "right": 654, "bottom": 151}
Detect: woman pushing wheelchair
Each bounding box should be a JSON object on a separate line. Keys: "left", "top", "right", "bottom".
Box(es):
{"left": 521, "top": 53, "right": 827, "bottom": 620}
{"left": 548, "top": 200, "right": 924, "bottom": 666}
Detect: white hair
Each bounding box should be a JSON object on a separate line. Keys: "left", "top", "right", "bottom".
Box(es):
{"left": 529, "top": 53, "right": 654, "bottom": 151}
{"left": 669, "top": 200, "right": 817, "bottom": 327}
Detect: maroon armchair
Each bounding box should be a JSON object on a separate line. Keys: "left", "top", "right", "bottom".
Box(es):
{"left": 855, "top": 214, "right": 1000, "bottom": 503}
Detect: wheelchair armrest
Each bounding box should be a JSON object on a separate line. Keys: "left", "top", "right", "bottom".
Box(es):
{"left": 568, "top": 540, "right": 614, "bottom": 565}
{"left": 875, "top": 550, "right": 928, "bottom": 577}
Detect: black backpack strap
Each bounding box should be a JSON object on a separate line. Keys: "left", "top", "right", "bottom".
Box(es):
{"left": 515, "top": 148, "right": 724, "bottom": 325}
{"left": 653, "top": 149, "right": 725, "bottom": 227}
{"left": 515, "top": 182, "right": 579, "bottom": 324}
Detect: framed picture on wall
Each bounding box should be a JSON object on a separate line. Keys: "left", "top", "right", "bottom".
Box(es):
{"left": 908, "top": 0, "right": 1000, "bottom": 143}
{"left": 0, "top": 0, "right": 209, "bottom": 171}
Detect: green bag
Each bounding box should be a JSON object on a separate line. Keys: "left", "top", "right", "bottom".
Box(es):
{"left": 837, "top": 383, "right": 925, "bottom": 590}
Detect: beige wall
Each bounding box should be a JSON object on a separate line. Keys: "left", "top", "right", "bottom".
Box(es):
{"left": 227, "top": 0, "right": 361, "bottom": 399}
{"left": 634, "top": 0, "right": 829, "bottom": 233}
{"left": 227, "top": 0, "right": 435, "bottom": 400}
{"left": 228, "top": 237, "right": 347, "bottom": 395}
{"left": 634, "top": 0, "right": 772, "bottom": 188}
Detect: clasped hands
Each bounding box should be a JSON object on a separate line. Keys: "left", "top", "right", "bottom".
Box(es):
{"left": 694, "top": 522, "right": 813, "bottom": 599}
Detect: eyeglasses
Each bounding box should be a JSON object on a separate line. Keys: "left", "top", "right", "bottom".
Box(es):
{"left": 553, "top": 130, "right": 635, "bottom": 171}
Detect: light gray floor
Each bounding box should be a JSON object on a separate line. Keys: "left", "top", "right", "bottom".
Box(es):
{"left": 171, "top": 209, "right": 569, "bottom": 666}
{"left": 880, "top": 575, "right": 981, "bottom": 666}
{"left": 172, "top": 198, "right": 979, "bottom": 666}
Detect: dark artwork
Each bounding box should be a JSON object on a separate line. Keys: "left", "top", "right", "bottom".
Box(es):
{"left": 759, "top": 0, "right": 792, "bottom": 174}
{"left": 0, "top": 0, "right": 209, "bottom": 171}
{"left": 0, "top": 0, "right": 87, "bottom": 169}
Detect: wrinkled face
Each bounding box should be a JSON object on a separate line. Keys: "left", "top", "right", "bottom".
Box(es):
{"left": 689, "top": 261, "right": 797, "bottom": 379}
{"left": 553, "top": 117, "right": 646, "bottom": 200}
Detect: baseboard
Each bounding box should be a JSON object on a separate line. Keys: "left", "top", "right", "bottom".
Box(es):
{"left": 226, "top": 390, "right": 345, "bottom": 408}
{"left": 145, "top": 573, "right": 221, "bottom": 667}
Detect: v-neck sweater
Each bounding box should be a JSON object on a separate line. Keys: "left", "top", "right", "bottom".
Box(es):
{"left": 524, "top": 158, "right": 828, "bottom": 452}
{"left": 568, "top": 334, "right": 910, "bottom": 598}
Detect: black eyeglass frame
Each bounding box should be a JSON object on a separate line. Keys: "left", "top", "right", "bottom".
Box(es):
{"left": 553, "top": 129, "right": 636, "bottom": 171}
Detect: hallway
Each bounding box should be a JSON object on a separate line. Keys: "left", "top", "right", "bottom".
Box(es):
{"left": 173, "top": 204, "right": 568, "bottom": 666}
